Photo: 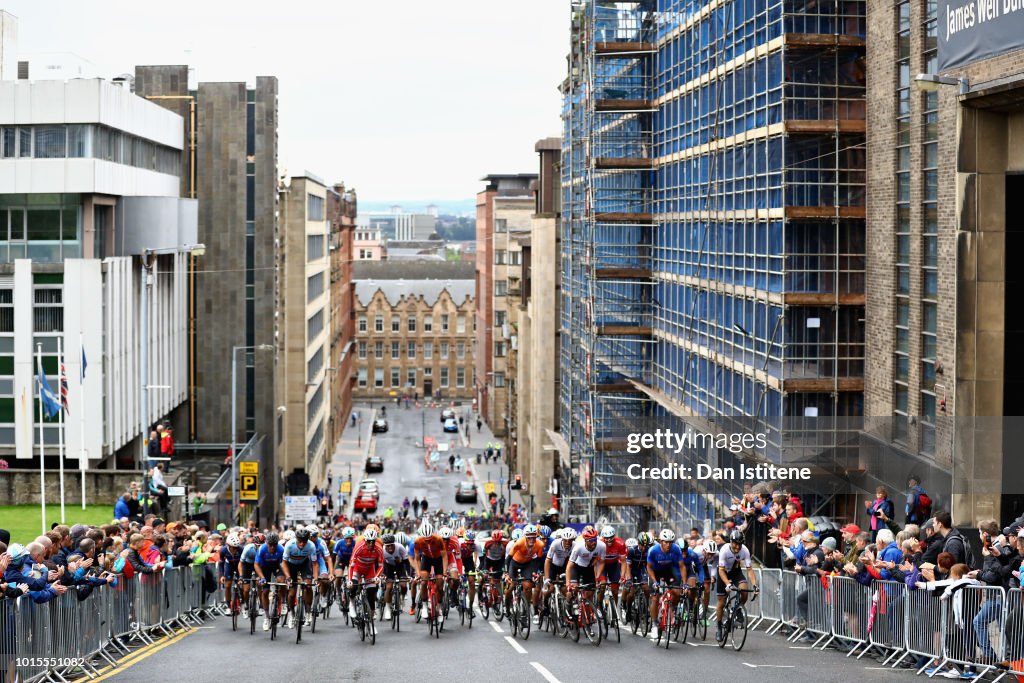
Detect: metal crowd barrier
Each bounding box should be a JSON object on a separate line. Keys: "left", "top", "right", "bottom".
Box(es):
{"left": 779, "top": 570, "right": 802, "bottom": 636}
{"left": 936, "top": 585, "right": 1006, "bottom": 678}
{"left": 994, "top": 588, "right": 1023, "bottom": 683}
{"left": 752, "top": 568, "right": 783, "bottom": 632}
{"left": 803, "top": 572, "right": 831, "bottom": 648}
{"left": 827, "top": 575, "right": 871, "bottom": 655}
{"left": 6, "top": 566, "right": 220, "bottom": 683}
{"left": 863, "top": 579, "right": 906, "bottom": 664}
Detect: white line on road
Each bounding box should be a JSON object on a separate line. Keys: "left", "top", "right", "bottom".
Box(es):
{"left": 505, "top": 636, "right": 528, "bottom": 654}
{"left": 530, "top": 661, "right": 562, "bottom": 683}
{"left": 489, "top": 620, "right": 504, "bottom": 633}
{"left": 788, "top": 645, "right": 813, "bottom": 649}
{"left": 743, "top": 663, "right": 796, "bottom": 669}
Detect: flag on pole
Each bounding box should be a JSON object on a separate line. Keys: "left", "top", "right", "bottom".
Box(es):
{"left": 81, "top": 346, "right": 88, "bottom": 384}
{"left": 60, "top": 361, "right": 70, "bottom": 416}
{"left": 38, "top": 368, "right": 61, "bottom": 420}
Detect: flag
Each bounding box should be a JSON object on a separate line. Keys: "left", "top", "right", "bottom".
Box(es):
{"left": 81, "top": 346, "right": 88, "bottom": 384}
{"left": 37, "top": 368, "right": 61, "bottom": 420}
{"left": 60, "top": 362, "right": 70, "bottom": 416}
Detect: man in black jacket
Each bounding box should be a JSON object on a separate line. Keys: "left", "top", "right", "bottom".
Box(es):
{"left": 935, "top": 511, "right": 970, "bottom": 566}
{"left": 920, "top": 519, "right": 945, "bottom": 565}
{"left": 975, "top": 520, "right": 1019, "bottom": 661}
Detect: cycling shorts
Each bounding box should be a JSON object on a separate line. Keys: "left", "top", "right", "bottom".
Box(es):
{"left": 239, "top": 562, "right": 254, "bottom": 580}
{"left": 383, "top": 563, "right": 410, "bottom": 581}
{"left": 628, "top": 563, "right": 646, "bottom": 583}
{"left": 716, "top": 568, "right": 746, "bottom": 596}
{"left": 481, "top": 557, "right": 505, "bottom": 575}
{"left": 221, "top": 560, "right": 240, "bottom": 580}
{"left": 604, "top": 562, "right": 621, "bottom": 586}
{"left": 652, "top": 567, "right": 679, "bottom": 586}
{"left": 571, "top": 563, "right": 596, "bottom": 586}
{"left": 508, "top": 559, "right": 533, "bottom": 582}
{"left": 257, "top": 561, "right": 282, "bottom": 579}
{"left": 462, "top": 555, "right": 477, "bottom": 573}
{"left": 419, "top": 555, "right": 444, "bottom": 577}
{"left": 286, "top": 559, "right": 313, "bottom": 580}
{"left": 547, "top": 561, "right": 567, "bottom": 582}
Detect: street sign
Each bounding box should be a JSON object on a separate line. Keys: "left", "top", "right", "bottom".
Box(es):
{"left": 484, "top": 482, "right": 496, "bottom": 495}
{"left": 284, "top": 495, "right": 318, "bottom": 522}
{"left": 239, "top": 461, "right": 258, "bottom": 475}
{"left": 167, "top": 486, "right": 186, "bottom": 497}
{"left": 239, "top": 474, "right": 259, "bottom": 501}
{"left": 341, "top": 480, "right": 352, "bottom": 493}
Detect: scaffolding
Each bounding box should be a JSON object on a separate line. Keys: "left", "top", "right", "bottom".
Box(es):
{"left": 560, "top": 0, "right": 867, "bottom": 528}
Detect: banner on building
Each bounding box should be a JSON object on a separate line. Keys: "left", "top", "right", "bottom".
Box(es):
{"left": 938, "top": 0, "right": 1024, "bottom": 70}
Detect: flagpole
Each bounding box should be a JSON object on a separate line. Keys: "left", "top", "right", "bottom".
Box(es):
{"left": 57, "top": 335, "right": 66, "bottom": 524}
{"left": 80, "top": 332, "right": 87, "bottom": 511}
{"left": 35, "top": 342, "right": 46, "bottom": 534}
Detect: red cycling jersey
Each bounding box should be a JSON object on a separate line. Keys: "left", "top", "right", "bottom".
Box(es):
{"left": 603, "top": 537, "right": 628, "bottom": 564}
{"left": 347, "top": 539, "right": 384, "bottom": 581}
{"left": 444, "top": 537, "right": 463, "bottom": 572}
{"left": 459, "top": 538, "right": 476, "bottom": 561}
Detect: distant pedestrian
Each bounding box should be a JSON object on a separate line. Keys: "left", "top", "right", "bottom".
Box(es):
{"left": 499, "top": 495, "right": 506, "bottom": 516}
{"left": 421, "top": 498, "right": 429, "bottom": 514}
{"left": 405, "top": 397, "right": 410, "bottom": 409}
{"left": 477, "top": 417, "right": 482, "bottom": 432}
{"left": 448, "top": 453, "right": 456, "bottom": 472}
{"left": 351, "top": 411, "right": 358, "bottom": 426}
{"left": 414, "top": 391, "right": 419, "bottom": 401}
{"left": 459, "top": 415, "right": 464, "bottom": 426}
{"left": 412, "top": 497, "right": 420, "bottom": 517}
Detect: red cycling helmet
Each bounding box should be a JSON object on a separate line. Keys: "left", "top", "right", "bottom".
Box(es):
{"left": 582, "top": 528, "right": 599, "bottom": 541}
{"left": 491, "top": 529, "right": 505, "bottom": 540}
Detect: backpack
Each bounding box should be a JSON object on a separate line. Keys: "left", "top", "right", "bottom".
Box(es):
{"left": 914, "top": 492, "right": 933, "bottom": 520}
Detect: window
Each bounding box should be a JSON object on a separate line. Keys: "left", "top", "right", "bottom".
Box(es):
{"left": 391, "top": 368, "right": 400, "bottom": 387}
{"left": 494, "top": 280, "right": 507, "bottom": 297}
{"left": 441, "top": 314, "right": 449, "bottom": 332}
{"left": 424, "top": 315, "right": 433, "bottom": 332}
{"left": 407, "top": 341, "right": 416, "bottom": 358}
{"left": 307, "top": 234, "right": 325, "bottom": 261}
{"left": 307, "top": 272, "right": 325, "bottom": 302}
{"left": 358, "top": 315, "right": 367, "bottom": 333}
{"left": 440, "top": 368, "right": 449, "bottom": 388}
{"left": 440, "top": 342, "right": 449, "bottom": 359}
{"left": 424, "top": 342, "right": 433, "bottom": 360}
{"left": 495, "top": 219, "right": 507, "bottom": 233}
{"left": 0, "top": 289, "right": 12, "bottom": 333}
{"left": 494, "top": 250, "right": 507, "bottom": 265}
{"left": 457, "top": 316, "right": 466, "bottom": 334}
{"left": 306, "top": 346, "right": 324, "bottom": 383}
{"left": 307, "top": 193, "right": 325, "bottom": 221}
{"left": 424, "top": 366, "right": 432, "bottom": 377}
{"left": 407, "top": 369, "right": 416, "bottom": 387}
{"left": 374, "top": 341, "right": 383, "bottom": 359}
{"left": 307, "top": 309, "right": 324, "bottom": 341}
{"left": 358, "top": 341, "right": 367, "bottom": 359}
{"left": 456, "top": 342, "right": 465, "bottom": 359}
{"left": 391, "top": 341, "right": 400, "bottom": 359}
{"left": 374, "top": 368, "right": 384, "bottom": 388}
{"left": 34, "top": 127, "right": 66, "bottom": 158}
{"left": 391, "top": 316, "right": 400, "bottom": 333}
{"left": 358, "top": 368, "right": 367, "bottom": 387}
{"left": 494, "top": 341, "right": 507, "bottom": 358}
{"left": 456, "top": 367, "right": 465, "bottom": 388}
{"left": 374, "top": 315, "right": 384, "bottom": 332}
{"left": 493, "top": 373, "right": 505, "bottom": 388}
{"left": 509, "top": 251, "right": 521, "bottom": 266}
{"left": 407, "top": 316, "right": 416, "bottom": 332}
{"left": 33, "top": 288, "right": 63, "bottom": 333}
{"left": 495, "top": 310, "right": 507, "bottom": 327}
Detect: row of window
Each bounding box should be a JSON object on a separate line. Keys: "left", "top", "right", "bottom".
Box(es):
{"left": 0, "top": 288, "right": 64, "bottom": 333}
{"left": 307, "top": 271, "right": 325, "bottom": 303}
{"left": 307, "top": 308, "right": 324, "bottom": 342}
{"left": 493, "top": 250, "right": 522, "bottom": 266}
{"left": 1, "top": 124, "right": 181, "bottom": 176}
{"left": 357, "top": 366, "right": 468, "bottom": 389}
{"left": 307, "top": 194, "right": 325, "bottom": 221}
{"left": 358, "top": 313, "right": 468, "bottom": 334}
{"left": 358, "top": 340, "right": 471, "bottom": 360}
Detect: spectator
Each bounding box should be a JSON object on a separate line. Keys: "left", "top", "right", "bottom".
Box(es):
{"left": 874, "top": 528, "right": 903, "bottom": 580}
{"left": 934, "top": 511, "right": 971, "bottom": 566}
{"left": 905, "top": 474, "right": 931, "bottom": 525}
{"left": 412, "top": 497, "right": 420, "bottom": 517}
{"left": 147, "top": 430, "right": 160, "bottom": 468}
{"left": 973, "top": 519, "right": 1015, "bottom": 662}
{"left": 114, "top": 493, "right": 132, "bottom": 522}
{"left": 864, "top": 486, "right": 895, "bottom": 541}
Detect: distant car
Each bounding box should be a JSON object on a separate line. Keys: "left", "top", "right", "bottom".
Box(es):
{"left": 443, "top": 418, "right": 459, "bottom": 433}
{"left": 373, "top": 418, "right": 388, "bottom": 433}
{"left": 354, "top": 493, "right": 378, "bottom": 513}
{"left": 455, "top": 481, "right": 478, "bottom": 504}
{"left": 440, "top": 408, "right": 456, "bottom": 423}
{"left": 365, "top": 455, "right": 384, "bottom": 473}
{"left": 359, "top": 479, "right": 380, "bottom": 496}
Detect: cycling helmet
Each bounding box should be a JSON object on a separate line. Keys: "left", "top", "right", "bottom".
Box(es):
{"left": 702, "top": 540, "right": 719, "bottom": 555}
{"left": 625, "top": 537, "right": 639, "bottom": 549}
{"left": 582, "top": 528, "right": 599, "bottom": 541}
{"left": 342, "top": 527, "right": 356, "bottom": 539}
{"left": 283, "top": 530, "right": 296, "bottom": 542}
{"left": 419, "top": 521, "right": 435, "bottom": 537}
{"left": 253, "top": 533, "right": 266, "bottom": 545}
{"left": 523, "top": 524, "right": 538, "bottom": 537}
{"left": 491, "top": 529, "right": 504, "bottom": 541}
{"left": 658, "top": 529, "right": 676, "bottom": 542}
{"left": 600, "top": 525, "right": 616, "bottom": 539}
{"left": 538, "top": 525, "right": 551, "bottom": 538}
{"left": 363, "top": 528, "right": 379, "bottom": 542}
{"left": 455, "top": 526, "right": 466, "bottom": 538}
{"left": 465, "top": 530, "right": 476, "bottom": 541}
{"left": 561, "top": 528, "right": 578, "bottom": 542}
{"left": 295, "top": 528, "right": 311, "bottom": 542}
{"left": 581, "top": 525, "right": 596, "bottom": 537}
{"left": 322, "top": 529, "right": 333, "bottom": 539}
{"left": 265, "top": 532, "right": 279, "bottom": 546}
{"left": 309, "top": 527, "right": 320, "bottom": 538}
{"left": 511, "top": 529, "right": 524, "bottom": 541}
{"left": 365, "top": 523, "right": 380, "bottom": 534}
{"left": 382, "top": 534, "right": 396, "bottom": 545}
{"left": 729, "top": 530, "right": 744, "bottom": 545}
{"left": 637, "top": 531, "right": 652, "bottom": 546}
{"left": 226, "top": 533, "right": 242, "bottom": 547}
{"left": 439, "top": 526, "right": 454, "bottom": 539}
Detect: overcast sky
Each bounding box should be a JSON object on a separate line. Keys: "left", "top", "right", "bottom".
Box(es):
{"left": 3, "top": 1, "right": 567, "bottom": 204}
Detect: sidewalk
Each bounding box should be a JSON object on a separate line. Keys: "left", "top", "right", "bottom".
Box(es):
{"left": 324, "top": 403, "right": 376, "bottom": 519}
{"left": 456, "top": 406, "right": 528, "bottom": 521}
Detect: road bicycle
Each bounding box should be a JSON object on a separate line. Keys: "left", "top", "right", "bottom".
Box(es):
{"left": 351, "top": 580, "right": 377, "bottom": 645}
{"left": 566, "top": 583, "right": 601, "bottom": 646}
{"left": 540, "top": 579, "right": 568, "bottom": 638}
{"left": 596, "top": 580, "right": 620, "bottom": 643}
{"left": 319, "top": 579, "right": 334, "bottom": 621}
{"left": 244, "top": 578, "right": 260, "bottom": 635}
{"left": 624, "top": 580, "right": 652, "bottom": 637}
{"left": 684, "top": 581, "right": 708, "bottom": 642}
{"left": 508, "top": 576, "right": 531, "bottom": 640}
{"left": 458, "top": 573, "right": 475, "bottom": 628}
{"left": 388, "top": 577, "right": 410, "bottom": 631}
{"left": 479, "top": 570, "right": 503, "bottom": 621}
{"left": 265, "top": 581, "right": 288, "bottom": 641}
{"left": 717, "top": 585, "right": 757, "bottom": 651}
{"left": 227, "top": 578, "right": 244, "bottom": 632}
{"left": 291, "top": 578, "right": 312, "bottom": 644}
{"left": 654, "top": 580, "right": 678, "bottom": 649}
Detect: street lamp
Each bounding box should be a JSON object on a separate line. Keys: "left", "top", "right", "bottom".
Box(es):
{"left": 914, "top": 73, "right": 969, "bottom": 95}
{"left": 231, "top": 343, "right": 274, "bottom": 521}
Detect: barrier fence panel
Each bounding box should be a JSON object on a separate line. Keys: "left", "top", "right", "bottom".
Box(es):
{"left": 937, "top": 584, "right": 1006, "bottom": 678}
{"left": 828, "top": 575, "right": 872, "bottom": 656}
{"left": 1, "top": 592, "right": 13, "bottom": 683}
{"left": 804, "top": 573, "right": 831, "bottom": 648}
{"left": 754, "top": 568, "right": 783, "bottom": 632}
{"left": 897, "top": 584, "right": 944, "bottom": 671}
{"left": 863, "top": 579, "right": 906, "bottom": 664}
{"left": 994, "top": 588, "right": 1024, "bottom": 683}
{"left": 780, "top": 570, "right": 803, "bottom": 638}
{"left": 14, "top": 598, "right": 49, "bottom": 683}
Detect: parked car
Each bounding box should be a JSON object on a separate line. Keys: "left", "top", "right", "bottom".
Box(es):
{"left": 455, "top": 481, "right": 478, "bottom": 503}
{"left": 373, "top": 418, "right": 388, "bottom": 433}
{"left": 440, "top": 408, "right": 456, "bottom": 423}
{"left": 365, "top": 455, "right": 384, "bottom": 473}
{"left": 443, "top": 418, "right": 459, "bottom": 433}
{"left": 354, "top": 493, "right": 378, "bottom": 513}
{"left": 359, "top": 479, "right": 380, "bottom": 496}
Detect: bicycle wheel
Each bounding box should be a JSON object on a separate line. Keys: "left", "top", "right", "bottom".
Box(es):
{"left": 230, "top": 585, "right": 239, "bottom": 632}
{"left": 696, "top": 599, "right": 708, "bottom": 641}
{"left": 392, "top": 588, "right": 401, "bottom": 632}
{"left": 518, "top": 593, "right": 531, "bottom": 640}
{"left": 609, "top": 595, "right": 620, "bottom": 643}
{"left": 493, "top": 586, "right": 504, "bottom": 621}
{"left": 323, "top": 584, "right": 333, "bottom": 620}
{"left": 580, "top": 596, "right": 601, "bottom": 646}
{"left": 339, "top": 585, "right": 350, "bottom": 626}
{"left": 366, "top": 593, "right": 377, "bottom": 646}
{"left": 717, "top": 610, "right": 730, "bottom": 648}
{"left": 294, "top": 593, "right": 304, "bottom": 644}
{"left": 597, "top": 594, "right": 609, "bottom": 640}
{"left": 637, "top": 595, "right": 651, "bottom": 637}
{"left": 480, "top": 586, "right": 491, "bottom": 620}
{"left": 359, "top": 598, "right": 367, "bottom": 642}
{"left": 731, "top": 605, "right": 748, "bottom": 651}
{"left": 430, "top": 589, "right": 441, "bottom": 638}
{"left": 659, "top": 599, "right": 673, "bottom": 650}
{"left": 269, "top": 590, "right": 279, "bottom": 641}
{"left": 311, "top": 588, "right": 320, "bottom": 634}
{"left": 567, "top": 598, "right": 580, "bottom": 642}
{"left": 676, "top": 600, "right": 688, "bottom": 644}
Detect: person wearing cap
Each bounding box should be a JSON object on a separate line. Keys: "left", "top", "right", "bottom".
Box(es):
{"left": 2, "top": 544, "right": 64, "bottom": 603}
{"left": 839, "top": 524, "right": 861, "bottom": 562}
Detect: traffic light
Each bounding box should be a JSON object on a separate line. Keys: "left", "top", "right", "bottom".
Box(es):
{"left": 513, "top": 474, "right": 522, "bottom": 489}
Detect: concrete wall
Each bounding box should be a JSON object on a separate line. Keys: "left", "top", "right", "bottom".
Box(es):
{"left": 0, "top": 469, "right": 143, "bottom": 507}
{"left": 119, "top": 197, "right": 197, "bottom": 256}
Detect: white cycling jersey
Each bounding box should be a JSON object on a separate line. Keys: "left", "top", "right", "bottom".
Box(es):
{"left": 546, "top": 541, "right": 573, "bottom": 567}
{"left": 717, "top": 544, "right": 751, "bottom": 573}
{"left": 568, "top": 540, "right": 607, "bottom": 568}
{"left": 383, "top": 542, "right": 409, "bottom": 565}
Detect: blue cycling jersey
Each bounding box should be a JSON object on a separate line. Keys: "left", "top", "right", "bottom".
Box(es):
{"left": 681, "top": 547, "right": 705, "bottom": 582}
{"left": 255, "top": 543, "right": 284, "bottom": 566}
{"left": 626, "top": 545, "right": 646, "bottom": 565}
{"left": 334, "top": 538, "right": 356, "bottom": 561}
{"left": 315, "top": 539, "right": 330, "bottom": 562}
{"left": 240, "top": 543, "right": 258, "bottom": 564}
{"left": 283, "top": 540, "right": 317, "bottom": 564}
{"left": 646, "top": 543, "right": 684, "bottom": 576}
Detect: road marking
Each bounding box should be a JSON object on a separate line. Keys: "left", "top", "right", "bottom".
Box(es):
{"left": 489, "top": 620, "right": 504, "bottom": 633}
{"left": 531, "top": 661, "right": 562, "bottom": 683}
{"left": 505, "top": 635, "right": 528, "bottom": 653}
{"left": 743, "top": 663, "right": 796, "bottom": 669}
{"left": 788, "top": 645, "right": 814, "bottom": 649}
{"left": 89, "top": 628, "right": 196, "bottom": 681}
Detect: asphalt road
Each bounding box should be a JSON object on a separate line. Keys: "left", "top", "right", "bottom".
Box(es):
{"left": 105, "top": 605, "right": 923, "bottom": 682}
{"left": 364, "top": 403, "right": 480, "bottom": 520}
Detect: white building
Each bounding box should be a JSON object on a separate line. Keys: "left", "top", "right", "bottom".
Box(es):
{"left": 0, "top": 78, "right": 197, "bottom": 465}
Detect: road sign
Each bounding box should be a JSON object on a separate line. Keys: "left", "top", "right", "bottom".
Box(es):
{"left": 239, "top": 461, "right": 258, "bottom": 475}
{"left": 340, "top": 480, "right": 351, "bottom": 493}
{"left": 167, "top": 486, "right": 186, "bottom": 497}
{"left": 284, "top": 496, "right": 318, "bottom": 522}
{"left": 484, "top": 482, "right": 496, "bottom": 495}
{"left": 239, "top": 474, "right": 258, "bottom": 501}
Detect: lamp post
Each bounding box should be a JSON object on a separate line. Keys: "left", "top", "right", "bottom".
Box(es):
{"left": 914, "top": 73, "right": 969, "bottom": 95}
{"left": 231, "top": 343, "right": 274, "bottom": 522}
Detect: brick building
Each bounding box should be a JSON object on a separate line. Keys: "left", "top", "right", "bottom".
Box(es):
{"left": 326, "top": 184, "right": 357, "bottom": 468}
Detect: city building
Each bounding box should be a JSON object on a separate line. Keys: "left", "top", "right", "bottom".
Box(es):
{"left": 326, "top": 183, "right": 357, "bottom": 466}
{"left": 384, "top": 239, "right": 446, "bottom": 261}
{"left": 276, "top": 175, "right": 331, "bottom": 488}
{"left": 354, "top": 227, "right": 384, "bottom": 261}
{"left": 353, "top": 261, "right": 475, "bottom": 401}
{"left": 0, "top": 10, "right": 15, "bottom": 81}
{"left": 0, "top": 77, "right": 197, "bottom": 466}
{"left": 358, "top": 211, "right": 435, "bottom": 241}
{"left": 475, "top": 174, "right": 535, "bottom": 437}
{"left": 135, "top": 66, "right": 278, "bottom": 448}
{"left": 865, "top": 0, "right": 1024, "bottom": 524}
{"left": 560, "top": 1, "right": 866, "bottom": 527}
{"left": 515, "top": 138, "right": 562, "bottom": 514}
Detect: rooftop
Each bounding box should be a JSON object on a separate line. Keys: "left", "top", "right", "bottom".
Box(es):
{"left": 355, "top": 278, "right": 474, "bottom": 308}
{"left": 353, "top": 260, "right": 475, "bottom": 280}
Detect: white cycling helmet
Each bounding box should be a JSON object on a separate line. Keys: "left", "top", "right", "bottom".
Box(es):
{"left": 439, "top": 526, "right": 453, "bottom": 539}
{"left": 523, "top": 524, "right": 538, "bottom": 537}
{"left": 394, "top": 532, "right": 409, "bottom": 546}
{"left": 363, "top": 528, "right": 379, "bottom": 542}
{"left": 511, "top": 529, "right": 523, "bottom": 541}
{"left": 600, "top": 525, "right": 616, "bottom": 539}
{"left": 702, "top": 540, "right": 719, "bottom": 555}
{"left": 283, "top": 530, "right": 296, "bottom": 542}
{"left": 658, "top": 528, "right": 676, "bottom": 542}
{"left": 561, "top": 528, "right": 578, "bottom": 541}
{"left": 342, "top": 527, "right": 356, "bottom": 538}
{"left": 418, "top": 521, "right": 435, "bottom": 537}
{"left": 226, "top": 533, "right": 242, "bottom": 548}
{"left": 625, "top": 537, "right": 639, "bottom": 549}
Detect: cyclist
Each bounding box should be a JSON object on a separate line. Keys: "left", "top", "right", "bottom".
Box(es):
{"left": 480, "top": 529, "right": 507, "bottom": 606}
{"left": 505, "top": 524, "right": 545, "bottom": 622}
{"left": 347, "top": 527, "right": 384, "bottom": 622}
{"left": 698, "top": 539, "right": 719, "bottom": 625}
{"left": 238, "top": 532, "right": 261, "bottom": 616}
{"left": 412, "top": 521, "right": 449, "bottom": 619}
{"left": 541, "top": 527, "right": 576, "bottom": 612}
{"left": 679, "top": 535, "right": 706, "bottom": 619}
{"left": 311, "top": 527, "right": 335, "bottom": 598}
{"left": 218, "top": 533, "right": 245, "bottom": 614}
{"left": 646, "top": 528, "right": 687, "bottom": 637}
{"left": 253, "top": 532, "right": 285, "bottom": 631}
{"left": 566, "top": 528, "right": 606, "bottom": 609}
{"left": 333, "top": 527, "right": 357, "bottom": 595}
{"left": 439, "top": 526, "right": 463, "bottom": 594}
{"left": 380, "top": 533, "right": 412, "bottom": 620}
{"left": 622, "top": 532, "right": 652, "bottom": 610}
{"left": 458, "top": 529, "right": 479, "bottom": 612}
{"left": 598, "top": 525, "right": 629, "bottom": 619}
{"left": 715, "top": 529, "right": 758, "bottom": 641}
{"left": 282, "top": 527, "right": 319, "bottom": 627}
